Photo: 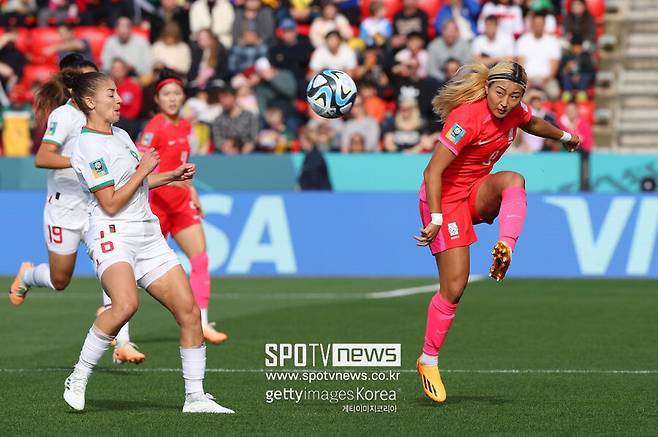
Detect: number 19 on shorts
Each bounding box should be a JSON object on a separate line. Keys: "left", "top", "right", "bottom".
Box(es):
{"left": 48, "top": 225, "right": 63, "bottom": 244}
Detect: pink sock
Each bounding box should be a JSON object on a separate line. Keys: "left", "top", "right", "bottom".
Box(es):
{"left": 498, "top": 187, "right": 527, "bottom": 251}
{"left": 189, "top": 253, "right": 210, "bottom": 310}
{"left": 423, "top": 292, "right": 459, "bottom": 357}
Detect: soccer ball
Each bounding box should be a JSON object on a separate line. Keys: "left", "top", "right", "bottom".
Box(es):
{"left": 306, "top": 69, "right": 357, "bottom": 119}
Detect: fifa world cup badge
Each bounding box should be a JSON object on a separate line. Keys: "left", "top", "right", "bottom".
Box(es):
{"left": 446, "top": 124, "right": 466, "bottom": 144}
{"left": 89, "top": 158, "right": 109, "bottom": 179}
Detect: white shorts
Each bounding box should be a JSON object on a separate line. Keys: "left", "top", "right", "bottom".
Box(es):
{"left": 43, "top": 197, "right": 88, "bottom": 255}
{"left": 87, "top": 220, "right": 180, "bottom": 289}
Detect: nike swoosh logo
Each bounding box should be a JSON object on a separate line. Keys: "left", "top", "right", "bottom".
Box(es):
{"left": 477, "top": 139, "right": 491, "bottom": 145}
{"left": 506, "top": 215, "right": 522, "bottom": 218}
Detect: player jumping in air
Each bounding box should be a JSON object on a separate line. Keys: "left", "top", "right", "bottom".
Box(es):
{"left": 136, "top": 70, "right": 227, "bottom": 344}
{"left": 8, "top": 54, "right": 145, "bottom": 364}
{"left": 65, "top": 70, "right": 233, "bottom": 413}
{"left": 414, "top": 61, "right": 581, "bottom": 403}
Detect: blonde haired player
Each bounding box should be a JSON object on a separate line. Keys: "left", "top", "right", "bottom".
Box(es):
{"left": 9, "top": 54, "right": 144, "bottom": 364}
{"left": 64, "top": 70, "right": 232, "bottom": 413}
{"left": 414, "top": 61, "right": 581, "bottom": 403}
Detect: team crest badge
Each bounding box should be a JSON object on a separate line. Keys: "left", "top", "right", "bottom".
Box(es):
{"left": 445, "top": 123, "right": 466, "bottom": 144}
{"left": 89, "top": 158, "right": 109, "bottom": 179}
{"left": 46, "top": 121, "right": 58, "bottom": 135}
{"left": 142, "top": 132, "right": 154, "bottom": 147}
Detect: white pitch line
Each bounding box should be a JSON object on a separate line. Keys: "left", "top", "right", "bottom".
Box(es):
{"left": 0, "top": 368, "right": 656, "bottom": 375}
{"left": 366, "top": 275, "right": 484, "bottom": 299}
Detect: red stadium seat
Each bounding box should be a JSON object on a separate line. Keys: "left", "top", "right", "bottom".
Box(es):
{"left": 14, "top": 28, "right": 31, "bottom": 54}
{"left": 30, "top": 27, "right": 61, "bottom": 65}
{"left": 21, "top": 64, "right": 59, "bottom": 86}
{"left": 74, "top": 26, "right": 112, "bottom": 64}
{"left": 417, "top": 0, "right": 443, "bottom": 28}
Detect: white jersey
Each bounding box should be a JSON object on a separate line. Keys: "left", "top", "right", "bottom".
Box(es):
{"left": 71, "top": 126, "right": 158, "bottom": 226}
{"left": 42, "top": 100, "right": 88, "bottom": 211}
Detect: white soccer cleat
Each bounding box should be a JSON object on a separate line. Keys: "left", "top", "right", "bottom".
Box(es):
{"left": 63, "top": 374, "right": 87, "bottom": 411}
{"left": 182, "top": 392, "right": 234, "bottom": 414}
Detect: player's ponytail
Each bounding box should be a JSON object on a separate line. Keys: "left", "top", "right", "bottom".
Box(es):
{"left": 62, "top": 70, "right": 109, "bottom": 115}
{"left": 432, "top": 61, "right": 528, "bottom": 122}
{"left": 33, "top": 73, "right": 69, "bottom": 125}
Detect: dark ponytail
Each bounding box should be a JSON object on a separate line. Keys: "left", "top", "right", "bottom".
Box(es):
{"left": 34, "top": 73, "right": 69, "bottom": 125}
{"left": 61, "top": 70, "right": 109, "bottom": 115}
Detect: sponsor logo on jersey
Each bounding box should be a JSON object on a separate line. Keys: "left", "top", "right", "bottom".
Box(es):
{"left": 89, "top": 158, "right": 109, "bottom": 179}
{"left": 46, "top": 121, "right": 58, "bottom": 135}
{"left": 142, "top": 132, "right": 154, "bottom": 146}
{"left": 445, "top": 123, "right": 466, "bottom": 144}
{"left": 447, "top": 222, "right": 459, "bottom": 239}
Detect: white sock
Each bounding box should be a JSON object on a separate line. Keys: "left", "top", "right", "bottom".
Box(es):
{"left": 200, "top": 308, "right": 209, "bottom": 326}
{"left": 420, "top": 353, "right": 438, "bottom": 366}
{"left": 72, "top": 325, "right": 115, "bottom": 379}
{"left": 180, "top": 344, "right": 206, "bottom": 396}
{"left": 102, "top": 290, "right": 112, "bottom": 306}
{"left": 23, "top": 263, "right": 54, "bottom": 289}
{"left": 115, "top": 322, "right": 130, "bottom": 346}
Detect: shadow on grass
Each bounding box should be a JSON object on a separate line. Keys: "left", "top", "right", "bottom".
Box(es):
{"left": 414, "top": 395, "right": 512, "bottom": 407}
{"left": 81, "top": 398, "right": 179, "bottom": 412}
{"left": 132, "top": 336, "right": 179, "bottom": 344}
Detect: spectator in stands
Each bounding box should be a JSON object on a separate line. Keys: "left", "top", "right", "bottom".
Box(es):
{"left": 344, "top": 132, "right": 367, "bottom": 153}
{"left": 383, "top": 97, "right": 430, "bottom": 153}
{"left": 427, "top": 20, "right": 471, "bottom": 82}
{"left": 188, "top": 29, "right": 229, "bottom": 89}
{"left": 212, "top": 85, "right": 258, "bottom": 154}
{"left": 518, "top": 87, "right": 559, "bottom": 152}
{"left": 352, "top": 46, "right": 393, "bottom": 99}
{"left": 359, "top": 1, "right": 393, "bottom": 48}
{"left": 232, "top": 0, "right": 276, "bottom": 47}
{"left": 270, "top": 18, "right": 313, "bottom": 99}
{"left": 101, "top": 16, "right": 153, "bottom": 77}
{"left": 305, "top": 105, "right": 344, "bottom": 151}
{"left": 152, "top": 22, "right": 192, "bottom": 75}
{"left": 391, "top": 0, "right": 429, "bottom": 51}
{"left": 516, "top": 12, "right": 561, "bottom": 99}
{"left": 559, "top": 35, "right": 595, "bottom": 102}
{"left": 472, "top": 15, "right": 515, "bottom": 66}
{"left": 298, "top": 127, "right": 332, "bottom": 190}
{"left": 435, "top": 0, "right": 480, "bottom": 41}
{"left": 37, "top": 0, "right": 75, "bottom": 27}
{"left": 393, "top": 32, "right": 428, "bottom": 79}
{"left": 309, "top": 0, "right": 353, "bottom": 48}
{"left": 359, "top": 80, "right": 387, "bottom": 124}
{"left": 256, "top": 107, "right": 293, "bottom": 153}
{"left": 564, "top": 0, "right": 597, "bottom": 51}
{"left": 341, "top": 96, "right": 380, "bottom": 153}
{"left": 228, "top": 30, "right": 268, "bottom": 76}
{"left": 309, "top": 30, "right": 357, "bottom": 75}
{"left": 392, "top": 57, "right": 441, "bottom": 126}
{"left": 1, "top": 0, "right": 37, "bottom": 27}
{"left": 189, "top": 0, "right": 235, "bottom": 48}
{"left": 559, "top": 101, "right": 593, "bottom": 153}
{"left": 230, "top": 73, "right": 259, "bottom": 113}
{"left": 250, "top": 57, "right": 299, "bottom": 132}
{"left": 110, "top": 58, "right": 143, "bottom": 140}
{"left": 284, "top": 0, "right": 314, "bottom": 24}
{"left": 477, "top": 0, "right": 524, "bottom": 38}
{"left": 0, "top": 29, "right": 26, "bottom": 106}
{"left": 42, "top": 23, "right": 92, "bottom": 64}
{"left": 148, "top": 0, "right": 191, "bottom": 44}
{"left": 524, "top": 0, "right": 557, "bottom": 34}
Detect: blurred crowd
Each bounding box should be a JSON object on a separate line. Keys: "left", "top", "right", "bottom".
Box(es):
{"left": 0, "top": 0, "right": 602, "bottom": 156}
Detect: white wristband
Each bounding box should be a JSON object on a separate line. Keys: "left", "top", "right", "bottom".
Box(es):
{"left": 560, "top": 131, "right": 572, "bottom": 143}
{"left": 431, "top": 213, "right": 443, "bottom": 226}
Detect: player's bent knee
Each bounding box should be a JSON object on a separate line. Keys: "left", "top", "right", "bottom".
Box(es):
{"left": 441, "top": 279, "right": 468, "bottom": 304}
{"left": 51, "top": 274, "right": 72, "bottom": 291}
{"left": 506, "top": 172, "right": 525, "bottom": 188}
{"left": 177, "top": 303, "right": 201, "bottom": 328}
{"left": 112, "top": 300, "right": 139, "bottom": 321}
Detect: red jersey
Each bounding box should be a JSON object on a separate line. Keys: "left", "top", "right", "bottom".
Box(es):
{"left": 420, "top": 98, "right": 532, "bottom": 204}
{"left": 139, "top": 113, "right": 192, "bottom": 173}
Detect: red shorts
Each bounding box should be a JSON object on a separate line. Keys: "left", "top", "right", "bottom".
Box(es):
{"left": 419, "top": 174, "right": 492, "bottom": 255}
{"left": 150, "top": 186, "right": 201, "bottom": 238}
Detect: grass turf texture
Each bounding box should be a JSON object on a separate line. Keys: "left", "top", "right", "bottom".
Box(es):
{"left": 0, "top": 277, "right": 656, "bottom": 436}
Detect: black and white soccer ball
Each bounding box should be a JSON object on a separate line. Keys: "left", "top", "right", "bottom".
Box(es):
{"left": 306, "top": 69, "right": 358, "bottom": 119}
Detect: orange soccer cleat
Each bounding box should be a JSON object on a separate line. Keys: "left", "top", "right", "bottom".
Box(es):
{"left": 416, "top": 358, "right": 447, "bottom": 403}
{"left": 203, "top": 322, "right": 228, "bottom": 344}
{"left": 9, "top": 261, "right": 33, "bottom": 305}
{"left": 489, "top": 241, "right": 512, "bottom": 281}
{"left": 113, "top": 342, "right": 145, "bottom": 364}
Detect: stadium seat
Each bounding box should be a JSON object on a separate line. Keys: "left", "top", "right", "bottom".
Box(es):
{"left": 14, "top": 28, "right": 31, "bottom": 54}
{"left": 30, "top": 27, "right": 61, "bottom": 65}
{"left": 417, "top": 0, "right": 443, "bottom": 28}
{"left": 360, "top": 0, "right": 402, "bottom": 20}
{"left": 74, "top": 26, "right": 112, "bottom": 64}
{"left": 21, "top": 64, "right": 59, "bottom": 86}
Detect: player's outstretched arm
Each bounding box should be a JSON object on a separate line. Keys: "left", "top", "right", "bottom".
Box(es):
{"left": 520, "top": 115, "right": 581, "bottom": 152}
{"left": 94, "top": 149, "right": 160, "bottom": 216}
{"left": 34, "top": 142, "right": 71, "bottom": 169}
{"left": 148, "top": 164, "right": 196, "bottom": 189}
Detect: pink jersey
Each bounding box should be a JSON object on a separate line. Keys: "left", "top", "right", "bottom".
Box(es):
{"left": 420, "top": 98, "right": 532, "bottom": 204}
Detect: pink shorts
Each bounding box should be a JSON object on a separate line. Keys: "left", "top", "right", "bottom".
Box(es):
{"left": 419, "top": 174, "right": 492, "bottom": 255}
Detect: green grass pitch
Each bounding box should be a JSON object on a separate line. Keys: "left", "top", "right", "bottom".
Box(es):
{"left": 0, "top": 277, "right": 656, "bottom": 436}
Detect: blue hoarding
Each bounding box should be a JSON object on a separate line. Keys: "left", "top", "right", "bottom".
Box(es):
{"left": 1, "top": 192, "right": 657, "bottom": 277}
